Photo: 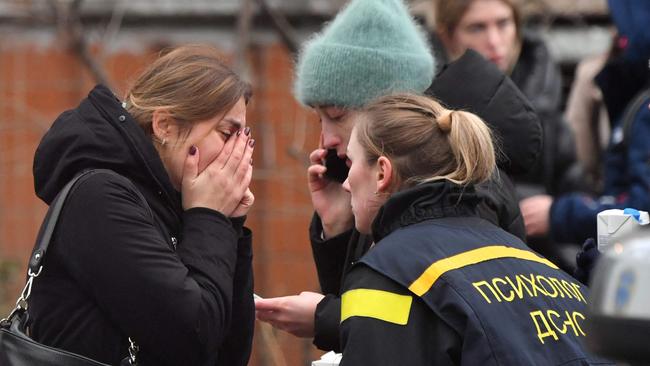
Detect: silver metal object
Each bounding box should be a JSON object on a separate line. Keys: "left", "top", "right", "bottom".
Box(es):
{"left": 587, "top": 226, "right": 650, "bottom": 363}
{"left": 127, "top": 337, "right": 139, "bottom": 365}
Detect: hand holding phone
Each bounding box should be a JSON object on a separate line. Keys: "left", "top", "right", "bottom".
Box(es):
{"left": 308, "top": 146, "right": 354, "bottom": 238}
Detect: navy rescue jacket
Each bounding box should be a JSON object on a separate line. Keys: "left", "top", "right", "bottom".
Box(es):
{"left": 339, "top": 182, "right": 612, "bottom": 366}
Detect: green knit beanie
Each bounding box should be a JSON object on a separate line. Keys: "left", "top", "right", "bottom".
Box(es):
{"left": 294, "top": 0, "right": 435, "bottom": 108}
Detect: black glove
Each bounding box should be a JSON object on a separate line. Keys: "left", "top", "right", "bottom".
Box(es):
{"left": 573, "top": 238, "right": 600, "bottom": 285}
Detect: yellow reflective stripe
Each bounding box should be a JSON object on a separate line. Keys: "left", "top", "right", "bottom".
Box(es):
{"left": 341, "top": 289, "right": 412, "bottom": 325}
{"left": 408, "top": 246, "right": 559, "bottom": 296}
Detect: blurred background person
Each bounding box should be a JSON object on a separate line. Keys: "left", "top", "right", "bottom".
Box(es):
{"left": 564, "top": 52, "right": 609, "bottom": 194}
{"left": 432, "top": 0, "right": 575, "bottom": 199}
{"left": 431, "top": 0, "right": 580, "bottom": 271}
{"left": 521, "top": 0, "right": 650, "bottom": 248}
{"left": 563, "top": 32, "right": 634, "bottom": 197}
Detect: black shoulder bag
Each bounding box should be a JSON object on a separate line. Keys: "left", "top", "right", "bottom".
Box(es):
{"left": 0, "top": 169, "right": 138, "bottom": 366}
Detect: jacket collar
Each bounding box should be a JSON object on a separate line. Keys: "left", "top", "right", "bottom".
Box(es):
{"left": 34, "top": 85, "right": 182, "bottom": 223}
{"left": 87, "top": 85, "right": 181, "bottom": 211}
{"left": 371, "top": 181, "right": 481, "bottom": 242}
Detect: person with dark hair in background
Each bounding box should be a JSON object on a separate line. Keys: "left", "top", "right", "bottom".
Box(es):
{"left": 432, "top": 0, "right": 579, "bottom": 271}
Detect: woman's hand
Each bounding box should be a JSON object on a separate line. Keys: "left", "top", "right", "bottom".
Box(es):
{"left": 308, "top": 148, "right": 354, "bottom": 238}
{"left": 520, "top": 195, "right": 553, "bottom": 237}
{"left": 181, "top": 130, "right": 255, "bottom": 216}
{"left": 231, "top": 188, "right": 255, "bottom": 218}
{"left": 254, "top": 291, "right": 325, "bottom": 338}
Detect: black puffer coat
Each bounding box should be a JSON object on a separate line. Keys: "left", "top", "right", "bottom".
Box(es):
{"left": 511, "top": 33, "right": 576, "bottom": 195}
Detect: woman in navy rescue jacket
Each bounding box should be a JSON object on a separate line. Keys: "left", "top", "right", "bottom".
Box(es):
{"left": 338, "top": 93, "right": 611, "bottom": 365}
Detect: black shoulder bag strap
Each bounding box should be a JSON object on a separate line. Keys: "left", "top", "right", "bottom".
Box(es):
{"left": 1, "top": 169, "right": 140, "bottom": 366}
{"left": 27, "top": 169, "right": 96, "bottom": 277}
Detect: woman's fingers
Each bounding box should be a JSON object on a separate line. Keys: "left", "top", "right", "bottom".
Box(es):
{"left": 215, "top": 127, "right": 242, "bottom": 168}
{"left": 308, "top": 148, "right": 329, "bottom": 189}
{"left": 183, "top": 145, "right": 200, "bottom": 178}
{"left": 235, "top": 138, "right": 255, "bottom": 185}
{"left": 309, "top": 148, "right": 327, "bottom": 165}
{"left": 254, "top": 297, "right": 285, "bottom": 312}
{"left": 183, "top": 127, "right": 256, "bottom": 215}
{"left": 307, "top": 164, "right": 327, "bottom": 185}
{"left": 223, "top": 128, "right": 251, "bottom": 173}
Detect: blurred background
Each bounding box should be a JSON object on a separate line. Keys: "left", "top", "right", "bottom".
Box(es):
{"left": 0, "top": 0, "right": 612, "bottom": 365}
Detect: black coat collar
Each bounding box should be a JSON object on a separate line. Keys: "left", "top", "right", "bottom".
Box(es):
{"left": 371, "top": 181, "right": 481, "bottom": 243}
{"left": 34, "top": 84, "right": 183, "bottom": 231}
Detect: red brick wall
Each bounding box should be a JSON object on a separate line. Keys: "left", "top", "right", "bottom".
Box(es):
{"left": 0, "top": 41, "right": 324, "bottom": 365}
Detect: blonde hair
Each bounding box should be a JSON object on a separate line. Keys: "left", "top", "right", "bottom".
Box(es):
{"left": 125, "top": 45, "right": 252, "bottom": 138}
{"left": 435, "top": 0, "right": 522, "bottom": 41}
{"left": 356, "top": 93, "right": 496, "bottom": 189}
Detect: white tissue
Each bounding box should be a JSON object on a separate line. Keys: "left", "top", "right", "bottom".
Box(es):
{"left": 311, "top": 351, "right": 342, "bottom": 366}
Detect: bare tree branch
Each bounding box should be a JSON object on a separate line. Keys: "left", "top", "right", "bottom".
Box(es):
{"left": 100, "top": 0, "right": 127, "bottom": 60}
{"left": 257, "top": 0, "right": 300, "bottom": 56}
{"left": 70, "top": 0, "right": 83, "bottom": 13}
{"left": 67, "top": 0, "right": 113, "bottom": 89}
{"left": 48, "top": 0, "right": 113, "bottom": 90}
{"left": 235, "top": 0, "right": 254, "bottom": 79}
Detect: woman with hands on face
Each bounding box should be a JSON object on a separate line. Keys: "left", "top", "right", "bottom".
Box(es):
{"left": 254, "top": 0, "right": 543, "bottom": 352}
{"left": 29, "top": 45, "right": 256, "bottom": 366}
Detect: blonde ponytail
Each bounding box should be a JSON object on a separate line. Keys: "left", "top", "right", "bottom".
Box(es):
{"left": 356, "top": 93, "right": 496, "bottom": 190}
{"left": 437, "top": 110, "right": 453, "bottom": 132}
{"left": 424, "top": 109, "right": 495, "bottom": 185}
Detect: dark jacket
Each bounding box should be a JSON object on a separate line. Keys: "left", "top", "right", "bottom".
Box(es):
{"left": 511, "top": 33, "right": 576, "bottom": 196}
{"left": 428, "top": 49, "right": 542, "bottom": 177}
{"left": 339, "top": 182, "right": 612, "bottom": 366}
{"left": 29, "top": 85, "right": 254, "bottom": 366}
{"left": 428, "top": 49, "right": 543, "bottom": 240}
{"left": 311, "top": 50, "right": 542, "bottom": 351}
{"left": 550, "top": 0, "right": 650, "bottom": 244}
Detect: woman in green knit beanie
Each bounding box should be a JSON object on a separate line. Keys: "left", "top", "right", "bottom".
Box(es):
{"left": 255, "top": 0, "right": 436, "bottom": 351}
{"left": 295, "top": 0, "right": 435, "bottom": 258}
{"left": 255, "top": 0, "right": 548, "bottom": 358}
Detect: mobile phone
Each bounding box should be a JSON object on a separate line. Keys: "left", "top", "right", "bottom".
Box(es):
{"left": 323, "top": 149, "right": 349, "bottom": 183}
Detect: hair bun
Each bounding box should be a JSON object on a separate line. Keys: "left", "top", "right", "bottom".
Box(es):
{"left": 438, "top": 110, "right": 453, "bottom": 132}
